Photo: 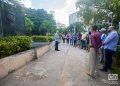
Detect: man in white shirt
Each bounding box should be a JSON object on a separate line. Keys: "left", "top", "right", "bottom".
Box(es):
{"left": 81, "top": 32, "right": 87, "bottom": 49}
{"left": 99, "top": 28, "right": 106, "bottom": 63}
{"left": 54, "top": 31, "right": 60, "bottom": 51}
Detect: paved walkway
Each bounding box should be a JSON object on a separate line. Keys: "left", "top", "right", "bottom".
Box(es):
{"left": 0, "top": 44, "right": 119, "bottom": 86}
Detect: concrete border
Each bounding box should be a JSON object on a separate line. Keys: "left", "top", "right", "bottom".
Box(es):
{"left": 0, "top": 42, "right": 54, "bottom": 79}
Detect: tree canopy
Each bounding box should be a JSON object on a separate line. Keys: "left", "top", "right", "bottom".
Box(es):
{"left": 25, "top": 8, "right": 56, "bottom": 35}
{"left": 0, "top": 0, "right": 56, "bottom": 36}
{"left": 76, "top": 0, "right": 120, "bottom": 29}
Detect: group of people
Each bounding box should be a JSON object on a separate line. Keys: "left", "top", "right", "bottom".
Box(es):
{"left": 87, "top": 25, "right": 119, "bottom": 78}
{"left": 54, "top": 25, "right": 119, "bottom": 78}
{"left": 61, "top": 31, "right": 89, "bottom": 50}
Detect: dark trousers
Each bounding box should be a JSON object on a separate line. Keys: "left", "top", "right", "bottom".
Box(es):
{"left": 63, "top": 39, "right": 65, "bottom": 43}
{"left": 55, "top": 41, "right": 59, "bottom": 50}
{"left": 74, "top": 40, "right": 77, "bottom": 47}
{"left": 103, "top": 49, "right": 115, "bottom": 71}
{"left": 67, "top": 39, "right": 69, "bottom": 44}
{"left": 81, "top": 40, "right": 86, "bottom": 49}
{"left": 70, "top": 39, "right": 72, "bottom": 45}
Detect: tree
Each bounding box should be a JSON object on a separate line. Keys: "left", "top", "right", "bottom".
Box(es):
{"left": 40, "top": 20, "right": 53, "bottom": 35}
{"left": 76, "top": 0, "right": 120, "bottom": 29}
{"left": 0, "top": 0, "right": 26, "bottom": 36}
{"left": 76, "top": 0, "right": 95, "bottom": 27}
{"left": 25, "top": 8, "right": 56, "bottom": 35}
{"left": 25, "top": 16, "right": 34, "bottom": 35}
{"left": 1, "top": 0, "right": 56, "bottom": 36}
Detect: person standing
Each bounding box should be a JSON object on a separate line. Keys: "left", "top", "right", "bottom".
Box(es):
{"left": 77, "top": 32, "right": 82, "bottom": 48}
{"left": 99, "top": 28, "right": 106, "bottom": 63}
{"left": 69, "top": 33, "right": 72, "bottom": 45}
{"left": 54, "top": 31, "right": 60, "bottom": 51}
{"left": 62, "top": 33, "right": 65, "bottom": 43}
{"left": 87, "top": 25, "right": 102, "bottom": 77}
{"left": 81, "top": 32, "right": 87, "bottom": 49}
{"left": 100, "top": 26, "right": 119, "bottom": 72}
{"left": 86, "top": 31, "right": 91, "bottom": 52}
{"left": 71, "top": 33, "right": 74, "bottom": 46}
{"left": 73, "top": 33, "right": 77, "bottom": 47}
{"left": 67, "top": 33, "right": 69, "bottom": 44}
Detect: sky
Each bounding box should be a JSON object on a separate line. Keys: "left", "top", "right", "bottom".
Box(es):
{"left": 23, "top": 0, "right": 77, "bottom": 26}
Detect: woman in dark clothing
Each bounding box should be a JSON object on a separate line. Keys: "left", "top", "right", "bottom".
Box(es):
{"left": 86, "top": 32, "right": 91, "bottom": 52}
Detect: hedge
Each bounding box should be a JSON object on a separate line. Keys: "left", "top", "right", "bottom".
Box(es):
{"left": 32, "top": 36, "right": 54, "bottom": 42}
{"left": 48, "top": 36, "right": 54, "bottom": 42}
{"left": 0, "top": 36, "right": 32, "bottom": 58}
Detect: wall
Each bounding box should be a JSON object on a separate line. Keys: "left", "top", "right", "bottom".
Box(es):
{"left": 0, "top": 42, "right": 54, "bottom": 79}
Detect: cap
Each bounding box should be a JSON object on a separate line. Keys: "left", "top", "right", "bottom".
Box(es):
{"left": 101, "top": 28, "right": 106, "bottom": 32}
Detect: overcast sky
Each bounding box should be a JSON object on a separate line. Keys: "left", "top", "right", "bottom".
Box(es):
{"left": 23, "top": 0, "right": 77, "bottom": 26}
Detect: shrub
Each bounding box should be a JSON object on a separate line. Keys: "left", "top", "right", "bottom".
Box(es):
{"left": 32, "top": 36, "right": 48, "bottom": 42}
{"left": 0, "top": 36, "right": 32, "bottom": 58}
{"left": 114, "top": 45, "right": 120, "bottom": 65}
{"left": 48, "top": 36, "right": 54, "bottom": 42}
{"left": 14, "top": 36, "right": 32, "bottom": 51}
{"left": 32, "top": 36, "right": 54, "bottom": 42}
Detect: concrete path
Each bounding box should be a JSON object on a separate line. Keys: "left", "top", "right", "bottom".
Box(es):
{"left": 0, "top": 44, "right": 119, "bottom": 86}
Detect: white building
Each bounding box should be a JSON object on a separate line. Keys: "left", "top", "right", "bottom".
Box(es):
{"left": 69, "top": 12, "right": 80, "bottom": 25}
{"left": 56, "top": 22, "right": 66, "bottom": 29}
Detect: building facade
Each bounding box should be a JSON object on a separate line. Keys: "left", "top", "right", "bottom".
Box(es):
{"left": 56, "top": 22, "right": 66, "bottom": 29}
{"left": 69, "top": 12, "right": 80, "bottom": 25}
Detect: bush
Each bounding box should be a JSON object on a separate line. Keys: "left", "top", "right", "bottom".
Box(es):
{"left": 114, "top": 45, "right": 120, "bottom": 65}
{"left": 48, "top": 36, "right": 54, "bottom": 42}
{"left": 0, "top": 36, "right": 32, "bottom": 58}
{"left": 32, "top": 36, "right": 54, "bottom": 42}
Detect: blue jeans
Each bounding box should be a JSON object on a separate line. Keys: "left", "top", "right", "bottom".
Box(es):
{"left": 74, "top": 40, "right": 77, "bottom": 47}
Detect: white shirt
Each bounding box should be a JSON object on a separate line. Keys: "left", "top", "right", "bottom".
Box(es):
{"left": 54, "top": 32, "right": 60, "bottom": 42}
